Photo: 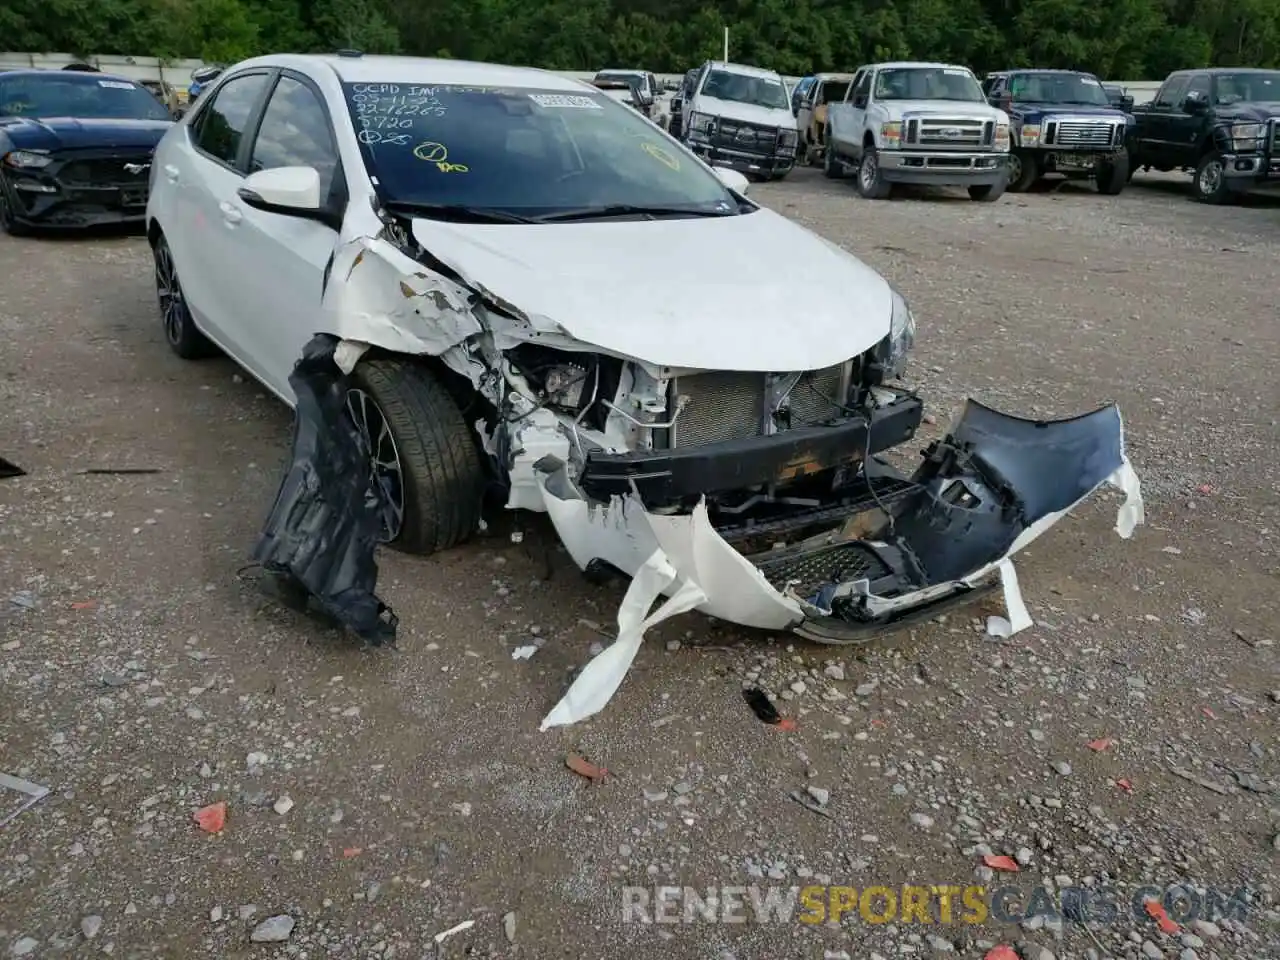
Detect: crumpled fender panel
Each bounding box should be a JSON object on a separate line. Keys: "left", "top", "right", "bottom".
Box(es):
{"left": 250, "top": 334, "right": 397, "bottom": 645}
{"left": 539, "top": 398, "right": 1143, "bottom": 729}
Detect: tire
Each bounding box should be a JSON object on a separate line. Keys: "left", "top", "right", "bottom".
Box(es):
{"left": 1096, "top": 151, "right": 1128, "bottom": 195}
{"left": 968, "top": 178, "right": 1006, "bottom": 202}
{"left": 822, "top": 128, "right": 847, "bottom": 179}
{"left": 0, "top": 174, "right": 31, "bottom": 236}
{"left": 347, "top": 359, "right": 485, "bottom": 556}
{"left": 856, "top": 147, "right": 893, "bottom": 199}
{"left": 1006, "top": 150, "right": 1039, "bottom": 192}
{"left": 152, "top": 232, "right": 216, "bottom": 359}
{"left": 1192, "top": 152, "right": 1232, "bottom": 204}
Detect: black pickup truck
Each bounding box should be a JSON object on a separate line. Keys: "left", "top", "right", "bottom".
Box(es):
{"left": 1130, "top": 68, "right": 1280, "bottom": 203}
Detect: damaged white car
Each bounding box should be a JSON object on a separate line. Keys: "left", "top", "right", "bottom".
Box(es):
{"left": 146, "top": 53, "right": 1143, "bottom": 725}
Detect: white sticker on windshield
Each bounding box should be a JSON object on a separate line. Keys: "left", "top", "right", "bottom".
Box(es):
{"left": 529, "top": 94, "right": 602, "bottom": 109}
{"left": 98, "top": 80, "right": 135, "bottom": 90}
{"left": 943, "top": 68, "right": 969, "bottom": 76}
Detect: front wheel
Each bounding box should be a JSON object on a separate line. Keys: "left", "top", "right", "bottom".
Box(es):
{"left": 153, "top": 233, "right": 216, "bottom": 359}
{"left": 1006, "top": 150, "right": 1039, "bottom": 192}
{"left": 1193, "top": 152, "right": 1232, "bottom": 204}
{"left": 968, "top": 179, "right": 1007, "bottom": 202}
{"left": 347, "top": 359, "right": 486, "bottom": 556}
{"left": 1096, "top": 152, "right": 1129, "bottom": 195}
{"left": 856, "top": 148, "right": 893, "bottom": 199}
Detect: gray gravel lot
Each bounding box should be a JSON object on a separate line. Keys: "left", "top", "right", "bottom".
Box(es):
{"left": 2, "top": 169, "right": 1278, "bottom": 960}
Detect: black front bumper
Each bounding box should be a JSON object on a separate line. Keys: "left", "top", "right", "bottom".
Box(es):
{"left": 4, "top": 152, "right": 152, "bottom": 227}
{"left": 686, "top": 138, "right": 796, "bottom": 176}
{"left": 579, "top": 393, "right": 923, "bottom": 504}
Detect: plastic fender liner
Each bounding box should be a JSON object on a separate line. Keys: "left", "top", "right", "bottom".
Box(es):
{"left": 250, "top": 333, "right": 398, "bottom": 645}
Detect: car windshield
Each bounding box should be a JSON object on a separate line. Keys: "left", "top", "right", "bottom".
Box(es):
{"left": 700, "top": 70, "right": 789, "bottom": 110}
{"left": 343, "top": 83, "right": 739, "bottom": 218}
{"left": 1008, "top": 72, "right": 1109, "bottom": 105}
{"left": 1215, "top": 71, "right": 1280, "bottom": 104}
{"left": 0, "top": 73, "right": 169, "bottom": 120}
{"left": 874, "top": 67, "right": 984, "bottom": 102}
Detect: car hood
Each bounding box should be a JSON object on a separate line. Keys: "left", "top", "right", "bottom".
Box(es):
{"left": 887, "top": 99, "right": 1003, "bottom": 119}
{"left": 1010, "top": 102, "right": 1126, "bottom": 119}
{"left": 410, "top": 209, "right": 892, "bottom": 372}
{"left": 1217, "top": 102, "right": 1280, "bottom": 121}
{"left": 0, "top": 116, "right": 173, "bottom": 152}
{"left": 693, "top": 95, "right": 792, "bottom": 129}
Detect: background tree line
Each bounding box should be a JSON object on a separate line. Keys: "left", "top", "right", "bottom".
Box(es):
{"left": 2, "top": 0, "right": 1278, "bottom": 81}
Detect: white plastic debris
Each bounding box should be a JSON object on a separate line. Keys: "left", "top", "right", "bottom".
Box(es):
{"left": 433, "top": 919, "right": 476, "bottom": 944}
{"left": 511, "top": 645, "right": 538, "bottom": 661}
{"left": 985, "top": 559, "right": 1033, "bottom": 638}
{"left": 540, "top": 551, "right": 707, "bottom": 731}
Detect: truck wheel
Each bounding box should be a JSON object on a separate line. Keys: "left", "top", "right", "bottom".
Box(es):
{"left": 1192, "top": 152, "right": 1232, "bottom": 204}
{"left": 1096, "top": 152, "right": 1129, "bottom": 195}
{"left": 856, "top": 148, "right": 893, "bottom": 199}
{"left": 1006, "top": 151, "right": 1039, "bottom": 192}
{"left": 347, "top": 359, "right": 486, "bottom": 556}
{"left": 968, "top": 180, "right": 1006, "bottom": 202}
{"left": 822, "top": 129, "right": 846, "bottom": 178}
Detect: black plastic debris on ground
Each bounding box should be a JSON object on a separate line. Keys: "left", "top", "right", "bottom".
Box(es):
{"left": 250, "top": 333, "right": 397, "bottom": 646}
{"left": 742, "top": 687, "right": 782, "bottom": 724}
{"left": 0, "top": 457, "right": 25, "bottom": 480}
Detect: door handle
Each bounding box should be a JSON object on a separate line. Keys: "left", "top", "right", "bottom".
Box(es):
{"left": 163, "top": 164, "right": 179, "bottom": 182}
{"left": 219, "top": 201, "right": 242, "bottom": 225}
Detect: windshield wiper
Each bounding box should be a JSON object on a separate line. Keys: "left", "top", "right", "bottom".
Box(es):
{"left": 535, "top": 204, "right": 736, "bottom": 223}
{"left": 383, "top": 200, "right": 536, "bottom": 224}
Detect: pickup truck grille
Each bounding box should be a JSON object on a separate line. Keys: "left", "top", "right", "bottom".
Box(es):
{"left": 666, "top": 365, "right": 846, "bottom": 448}
{"left": 1045, "top": 119, "right": 1117, "bottom": 149}
{"left": 711, "top": 119, "right": 781, "bottom": 156}
{"left": 907, "top": 117, "right": 991, "bottom": 150}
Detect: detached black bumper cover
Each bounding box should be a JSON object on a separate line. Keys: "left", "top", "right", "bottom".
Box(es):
{"left": 250, "top": 334, "right": 397, "bottom": 645}
{"left": 579, "top": 393, "right": 923, "bottom": 504}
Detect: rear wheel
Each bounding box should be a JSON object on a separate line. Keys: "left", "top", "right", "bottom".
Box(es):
{"left": 153, "top": 233, "right": 216, "bottom": 359}
{"left": 1192, "top": 152, "right": 1232, "bottom": 204}
{"left": 856, "top": 147, "right": 893, "bottom": 199}
{"left": 347, "top": 359, "right": 485, "bottom": 556}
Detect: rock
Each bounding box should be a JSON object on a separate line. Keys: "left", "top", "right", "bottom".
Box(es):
{"left": 824, "top": 664, "right": 845, "bottom": 681}
{"left": 503, "top": 911, "right": 517, "bottom": 943}
{"left": 855, "top": 681, "right": 878, "bottom": 697}
{"left": 1052, "top": 761, "right": 1072, "bottom": 776}
{"left": 249, "top": 915, "right": 295, "bottom": 943}
{"left": 1140, "top": 941, "right": 1164, "bottom": 959}
{"left": 10, "top": 938, "right": 38, "bottom": 957}
{"left": 1016, "top": 847, "right": 1034, "bottom": 865}
{"left": 806, "top": 786, "right": 830, "bottom": 806}
{"left": 1180, "top": 934, "right": 1204, "bottom": 949}
{"left": 673, "top": 781, "right": 694, "bottom": 795}
{"left": 81, "top": 916, "right": 103, "bottom": 940}
{"left": 210, "top": 906, "right": 223, "bottom": 922}
{"left": 790, "top": 680, "right": 807, "bottom": 694}
{"left": 909, "top": 812, "right": 934, "bottom": 829}
{"left": 1030, "top": 729, "right": 1046, "bottom": 742}
{"left": 1179, "top": 951, "right": 1199, "bottom": 960}
{"left": 1191, "top": 920, "right": 1221, "bottom": 938}
{"left": 926, "top": 934, "right": 955, "bottom": 952}
{"left": 272, "top": 795, "right": 294, "bottom": 815}
{"left": 238, "top": 905, "right": 258, "bottom": 921}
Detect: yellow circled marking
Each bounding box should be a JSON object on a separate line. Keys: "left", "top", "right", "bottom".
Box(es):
{"left": 413, "top": 141, "right": 449, "bottom": 163}
{"left": 642, "top": 142, "right": 680, "bottom": 171}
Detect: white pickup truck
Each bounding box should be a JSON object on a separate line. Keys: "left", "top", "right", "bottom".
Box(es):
{"left": 825, "top": 61, "right": 1011, "bottom": 201}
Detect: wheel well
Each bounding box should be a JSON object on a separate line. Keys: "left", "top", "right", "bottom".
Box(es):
{"left": 146, "top": 218, "right": 163, "bottom": 247}
{"left": 863, "top": 132, "right": 875, "bottom": 147}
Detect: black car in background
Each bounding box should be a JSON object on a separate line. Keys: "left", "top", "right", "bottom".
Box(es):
{"left": 0, "top": 68, "right": 174, "bottom": 233}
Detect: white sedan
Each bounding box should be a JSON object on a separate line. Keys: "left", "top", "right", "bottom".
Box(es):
{"left": 145, "top": 54, "right": 1140, "bottom": 714}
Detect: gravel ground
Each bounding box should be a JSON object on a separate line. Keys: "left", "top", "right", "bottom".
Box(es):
{"left": 1, "top": 169, "right": 1278, "bottom": 960}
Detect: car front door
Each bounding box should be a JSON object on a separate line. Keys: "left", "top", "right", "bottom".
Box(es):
{"left": 847, "top": 69, "right": 874, "bottom": 158}
{"left": 170, "top": 70, "right": 272, "bottom": 349}
{"left": 1143, "top": 76, "right": 1189, "bottom": 163}
{"left": 230, "top": 71, "right": 347, "bottom": 400}
{"left": 1169, "top": 73, "right": 1210, "bottom": 165}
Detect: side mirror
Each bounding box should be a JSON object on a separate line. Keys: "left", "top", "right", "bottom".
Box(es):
{"left": 238, "top": 166, "right": 339, "bottom": 228}
{"left": 1120, "top": 94, "right": 1134, "bottom": 112}
{"left": 712, "top": 165, "right": 749, "bottom": 195}
{"left": 853, "top": 94, "right": 868, "bottom": 109}
{"left": 1182, "top": 92, "right": 1206, "bottom": 113}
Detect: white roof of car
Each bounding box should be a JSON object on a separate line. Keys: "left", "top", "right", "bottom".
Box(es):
{"left": 705, "top": 61, "right": 784, "bottom": 81}
{"left": 234, "top": 53, "right": 587, "bottom": 92}
{"left": 869, "top": 61, "right": 972, "bottom": 71}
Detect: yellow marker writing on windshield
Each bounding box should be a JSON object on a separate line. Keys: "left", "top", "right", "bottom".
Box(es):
{"left": 641, "top": 142, "right": 680, "bottom": 171}
{"left": 413, "top": 141, "right": 468, "bottom": 172}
